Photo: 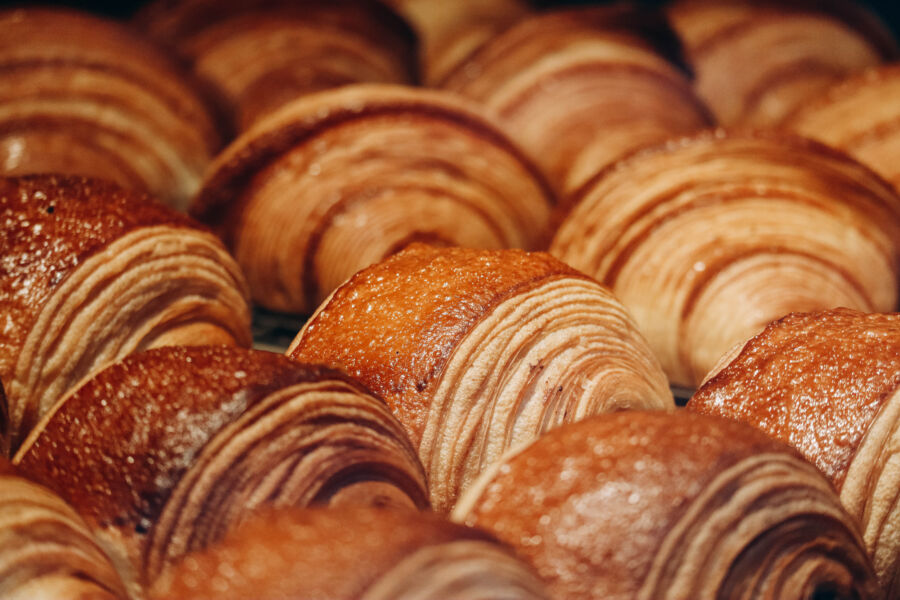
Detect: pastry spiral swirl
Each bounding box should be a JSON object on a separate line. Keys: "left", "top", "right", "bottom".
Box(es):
{"left": 0, "top": 8, "right": 221, "bottom": 210}
{"left": 152, "top": 507, "right": 548, "bottom": 600}
{"left": 690, "top": 308, "right": 900, "bottom": 595}
{"left": 191, "top": 84, "right": 554, "bottom": 314}
{"left": 550, "top": 130, "right": 900, "bottom": 386}
{"left": 135, "top": 0, "right": 417, "bottom": 131}
{"left": 0, "top": 175, "right": 251, "bottom": 453}
{"left": 438, "top": 6, "right": 713, "bottom": 194}
{"left": 13, "top": 345, "right": 429, "bottom": 595}
{"left": 0, "top": 459, "right": 127, "bottom": 600}
{"left": 289, "top": 244, "right": 673, "bottom": 511}
{"left": 667, "top": 0, "right": 897, "bottom": 126}
{"left": 789, "top": 65, "right": 900, "bottom": 195}
{"left": 453, "top": 411, "right": 880, "bottom": 600}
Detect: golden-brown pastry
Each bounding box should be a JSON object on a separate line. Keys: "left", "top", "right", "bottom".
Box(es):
{"left": 668, "top": 0, "right": 897, "bottom": 126}
{"left": 384, "top": 0, "right": 531, "bottom": 85}
{"left": 0, "top": 458, "right": 128, "bottom": 600}
{"left": 191, "top": 84, "right": 555, "bottom": 315}
{"left": 288, "top": 244, "right": 673, "bottom": 511}
{"left": 135, "top": 0, "right": 417, "bottom": 130}
{"left": 0, "top": 380, "right": 8, "bottom": 457}
{"left": 0, "top": 175, "right": 252, "bottom": 453}
{"left": 689, "top": 308, "right": 900, "bottom": 594}
{"left": 453, "top": 411, "right": 880, "bottom": 600}
{"left": 438, "top": 5, "right": 713, "bottom": 194}
{"left": 550, "top": 130, "right": 900, "bottom": 387}
{"left": 13, "top": 345, "right": 429, "bottom": 596}
{"left": 0, "top": 8, "right": 221, "bottom": 210}
{"left": 788, "top": 64, "right": 900, "bottom": 194}
{"left": 152, "top": 507, "right": 548, "bottom": 599}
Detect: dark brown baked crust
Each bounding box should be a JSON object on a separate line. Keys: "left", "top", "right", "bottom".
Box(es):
{"left": 454, "top": 411, "right": 879, "bottom": 600}
{"left": 0, "top": 457, "right": 128, "bottom": 600}
{"left": 14, "top": 345, "right": 429, "bottom": 590}
{"left": 0, "top": 175, "right": 252, "bottom": 451}
{"left": 289, "top": 243, "right": 673, "bottom": 511}
{"left": 153, "top": 507, "right": 547, "bottom": 600}
{"left": 290, "top": 244, "right": 582, "bottom": 438}
{"left": 690, "top": 308, "right": 900, "bottom": 485}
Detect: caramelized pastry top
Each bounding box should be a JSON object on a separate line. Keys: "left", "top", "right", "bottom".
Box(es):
{"left": 690, "top": 308, "right": 900, "bottom": 485}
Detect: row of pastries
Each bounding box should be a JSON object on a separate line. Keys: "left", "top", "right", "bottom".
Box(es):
{"left": 1, "top": 0, "right": 899, "bottom": 598}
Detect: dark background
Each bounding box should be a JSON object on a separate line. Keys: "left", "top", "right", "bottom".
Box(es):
{"left": 4, "top": 0, "right": 900, "bottom": 37}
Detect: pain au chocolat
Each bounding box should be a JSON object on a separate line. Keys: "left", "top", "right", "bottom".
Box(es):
{"left": 191, "top": 84, "right": 554, "bottom": 315}
{"left": 13, "top": 345, "right": 428, "bottom": 596}
{"left": 690, "top": 308, "right": 900, "bottom": 595}
{"left": 667, "top": 0, "right": 897, "bottom": 127}
{"left": 453, "top": 411, "right": 880, "bottom": 600}
{"left": 288, "top": 244, "right": 673, "bottom": 511}
{"left": 438, "top": 5, "right": 713, "bottom": 194}
{"left": 0, "top": 458, "right": 127, "bottom": 600}
{"left": 788, "top": 65, "right": 900, "bottom": 195}
{"left": 0, "top": 175, "right": 251, "bottom": 453}
{"left": 550, "top": 130, "right": 900, "bottom": 387}
{"left": 134, "top": 0, "right": 417, "bottom": 131}
{"left": 153, "top": 507, "right": 548, "bottom": 600}
{"left": 0, "top": 8, "right": 221, "bottom": 211}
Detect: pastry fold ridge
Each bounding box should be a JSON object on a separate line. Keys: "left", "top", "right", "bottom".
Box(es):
{"left": 152, "top": 507, "right": 549, "bottom": 600}
{"left": 439, "top": 5, "right": 713, "bottom": 194}
{"left": 13, "top": 346, "right": 429, "bottom": 596}
{"left": 550, "top": 130, "right": 900, "bottom": 386}
{"left": 690, "top": 308, "right": 900, "bottom": 594}
{"left": 453, "top": 411, "right": 880, "bottom": 600}
{"left": 668, "top": 0, "right": 897, "bottom": 126}
{"left": 289, "top": 244, "right": 673, "bottom": 511}
{"left": 0, "top": 175, "right": 252, "bottom": 453}
{"left": 0, "top": 458, "right": 127, "bottom": 600}
{"left": 0, "top": 8, "right": 220, "bottom": 210}
{"left": 135, "top": 0, "right": 417, "bottom": 130}
{"left": 192, "top": 84, "right": 555, "bottom": 314}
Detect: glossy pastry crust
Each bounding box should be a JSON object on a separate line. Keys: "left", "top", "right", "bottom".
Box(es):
{"left": 689, "top": 308, "right": 900, "bottom": 593}
{"left": 0, "top": 7, "right": 221, "bottom": 210}
{"left": 13, "top": 345, "right": 429, "bottom": 593}
{"left": 438, "top": 5, "right": 713, "bottom": 193}
{"left": 668, "top": 0, "right": 897, "bottom": 126}
{"left": 0, "top": 458, "right": 128, "bottom": 600}
{"left": 454, "top": 411, "right": 880, "bottom": 600}
{"left": 0, "top": 175, "right": 252, "bottom": 452}
{"left": 551, "top": 129, "right": 900, "bottom": 386}
{"left": 192, "top": 84, "right": 555, "bottom": 314}
{"left": 290, "top": 244, "right": 673, "bottom": 510}
{"left": 153, "top": 507, "right": 548, "bottom": 600}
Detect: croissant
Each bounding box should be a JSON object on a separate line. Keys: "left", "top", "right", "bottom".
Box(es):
{"left": 0, "top": 175, "right": 252, "bottom": 453}
{"left": 689, "top": 308, "right": 900, "bottom": 595}
{"left": 152, "top": 507, "right": 548, "bottom": 599}
{"left": 437, "top": 6, "right": 713, "bottom": 194}
{"left": 550, "top": 130, "right": 900, "bottom": 387}
{"left": 384, "top": 0, "right": 531, "bottom": 85}
{"left": 134, "top": 0, "right": 416, "bottom": 131}
{"left": 453, "top": 411, "right": 881, "bottom": 600}
{"left": 788, "top": 65, "right": 900, "bottom": 194}
{"left": 13, "top": 345, "right": 429, "bottom": 596}
{"left": 191, "top": 84, "right": 555, "bottom": 315}
{"left": 0, "top": 458, "right": 128, "bottom": 600}
{"left": 288, "top": 244, "right": 674, "bottom": 511}
{"left": 667, "top": 0, "right": 897, "bottom": 126}
{"left": 0, "top": 8, "right": 221, "bottom": 211}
